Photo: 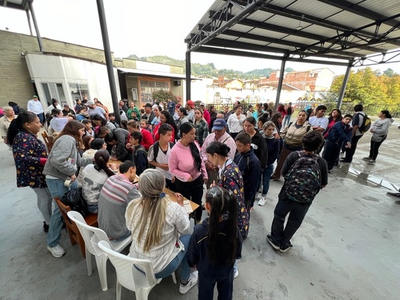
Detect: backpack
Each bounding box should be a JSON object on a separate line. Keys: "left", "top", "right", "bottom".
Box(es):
{"left": 358, "top": 113, "right": 371, "bottom": 134}
{"left": 153, "top": 141, "right": 175, "bottom": 163}
{"left": 61, "top": 187, "right": 89, "bottom": 217}
{"left": 284, "top": 151, "right": 321, "bottom": 203}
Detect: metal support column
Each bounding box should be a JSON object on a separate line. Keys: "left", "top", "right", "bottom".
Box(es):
{"left": 275, "top": 56, "right": 287, "bottom": 109}
{"left": 28, "top": 0, "right": 43, "bottom": 52}
{"left": 96, "top": 0, "right": 120, "bottom": 124}
{"left": 26, "top": 10, "right": 33, "bottom": 36}
{"left": 185, "top": 51, "right": 191, "bottom": 102}
{"left": 337, "top": 60, "right": 353, "bottom": 109}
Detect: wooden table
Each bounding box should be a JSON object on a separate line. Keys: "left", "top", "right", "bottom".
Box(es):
{"left": 163, "top": 188, "right": 199, "bottom": 214}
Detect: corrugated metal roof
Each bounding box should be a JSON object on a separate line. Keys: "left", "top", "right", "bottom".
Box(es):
{"left": 117, "top": 67, "right": 197, "bottom": 80}
{"left": 185, "top": 0, "right": 400, "bottom": 67}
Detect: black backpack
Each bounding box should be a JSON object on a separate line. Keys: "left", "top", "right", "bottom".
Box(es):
{"left": 284, "top": 151, "right": 321, "bottom": 203}
{"left": 152, "top": 141, "right": 175, "bottom": 163}
{"left": 357, "top": 113, "right": 371, "bottom": 134}
{"left": 61, "top": 187, "right": 89, "bottom": 217}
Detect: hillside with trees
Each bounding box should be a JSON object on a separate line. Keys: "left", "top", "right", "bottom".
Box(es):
{"left": 125, "top": 54, "right": 294, "bottom": 79}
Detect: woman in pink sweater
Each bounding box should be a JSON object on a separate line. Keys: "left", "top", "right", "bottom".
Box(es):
{"left": 169, "top": 122, "right": 207, "bottom": 223}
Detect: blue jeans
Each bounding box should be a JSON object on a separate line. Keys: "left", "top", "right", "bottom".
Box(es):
{"left": 46, "top": 178, "right": 78, "bottom": 247}
{"left": 283, "top": 114, "right": 291, "bottom": 127}
{"left": 155, "top": 234, "right": 191, "bottom": 281}
{"left": 262, "top": 164, "right": 274, "bottom": 196}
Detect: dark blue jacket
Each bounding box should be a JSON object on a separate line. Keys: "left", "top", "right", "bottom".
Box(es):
{"left": 234, "top": 148, "right": 261, "bottom": 208}
{"left": 187, "top": 218, "right": 242, "bottom": 277}
{"left": 326, "top": 121, "right": 352, "bottom": 145}
{"left": 264, "top": 136, "right": 280, "bottom": 166}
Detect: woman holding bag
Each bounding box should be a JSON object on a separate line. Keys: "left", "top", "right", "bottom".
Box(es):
{"left": 43, "top": 120, "right": 93, "bottom": 258}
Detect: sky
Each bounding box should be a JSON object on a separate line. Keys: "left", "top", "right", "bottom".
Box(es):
{"left": 0, "top": 0, "right": 398, "bottom": 76}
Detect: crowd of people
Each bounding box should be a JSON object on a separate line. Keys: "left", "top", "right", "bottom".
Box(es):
{"left": 1, "top": 95, "right": 395, "bottom": 299}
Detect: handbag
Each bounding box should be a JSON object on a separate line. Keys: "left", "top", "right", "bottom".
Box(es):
{"left": 61, "top": 187, "right": 89, "bottom": 217}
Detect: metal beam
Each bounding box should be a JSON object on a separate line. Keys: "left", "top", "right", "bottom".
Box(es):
{"left": 28, "top": 0, "right": 43, "bottom": 52}
{"left": 185, "top": 51, "right": 191, "bottom": 102}
{"left": 275, "top": 56, "right": 287, "bottom": 110}
{"left": 337, "top": 60, "right": 353, "bottom": 109}
{"left": 188, "top": 0, "right": 270, "bottom": 52}
{"left": 319, "top": 0, "right": 400, "bottom": 27}
{"left": 96, "top": 0, "right": 120, "bottom": 124}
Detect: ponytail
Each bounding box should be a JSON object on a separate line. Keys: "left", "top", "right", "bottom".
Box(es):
{"left": 93, "top": 150, "right": 115, "bottom": 177}
{"left": 206, "top": 186, "right": 238, "bottom": 265}
{"left": 6, "top": 112, "right": 37, "bottom": 145}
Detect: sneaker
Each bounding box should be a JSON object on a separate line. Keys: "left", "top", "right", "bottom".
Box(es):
{"left": 47, "top": 244, "right": 65, "bottom": 258}
{"left": 362, "top": 157, "right": 371, "bottom": 161}
{"left": 43, "top": 221, "right": 49, "bottom": 233}
{"left": 279, "top": 242, "right": 293, "bottom": 253}
{"left": 266, "top": 235, "right": 280, "bottom": 250}
{"left": 179, "top": 271, "right": 198, "bottom": 295}
{"left": 368, "top": 160, "right": 376, "bottom": 165}
{"left": 258, "top": 197, "right": 267, "bottom": 206}
{"left": 255, "top": 193, "right": 262, "bottom": 200}
{"left": 234, "top": 269, "right": 239, "bottom": 279}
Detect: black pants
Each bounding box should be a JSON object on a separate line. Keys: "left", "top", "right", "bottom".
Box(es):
{"left": 322, "top": 140, "right": 340, "bottom": 170}
{"left": 271, "top": 197, "right": 311, "bottom": 246}
{"left": 198, "top": 270, "right": 234, "bottom": 300}
{"left": 344, "top": 134, "right": 362, "bottom": 162}
{"left": 175, "top": 175, "right": 204, "bottom": 221}
{"left": 369, "top": 136, "right": 387, "bottom": 160}
{"left": 165, "top": 178, "right": 176, "bottom": 192}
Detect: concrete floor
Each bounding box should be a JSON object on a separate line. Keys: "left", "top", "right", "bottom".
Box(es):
{"left": 1, "top": 121, "right": 400, "bottom": 300}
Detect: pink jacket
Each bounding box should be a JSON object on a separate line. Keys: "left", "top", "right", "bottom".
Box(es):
{"left": 169, "top": 140, "right": 207, "bottom": 182}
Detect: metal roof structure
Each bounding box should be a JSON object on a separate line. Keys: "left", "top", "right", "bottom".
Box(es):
{"left": 0, "top": 0, "right": 29, "bottom": 10}
{"left": 184, "top": 0, "right": 400, "bottom": 106}
{"left": 185, "top": 0, "right": 400, "bottom": 67}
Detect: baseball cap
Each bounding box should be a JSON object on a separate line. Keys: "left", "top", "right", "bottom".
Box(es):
{"left": 143, "top": 103, "right": 152, "bottom": 108}
{"left": 186, "top": 100, "right": 195, "bottom": 109}
{"left": 86, "top": 100, "right": 94, "bottom": 106}
{"left": 200, "top": 102, "right": 205, "bottom": 106}
{"left": 33, "top": 95, "right": 38, "bottom": 98}
{"left": 212, "top": 119, "right": 227, "bottom": 131}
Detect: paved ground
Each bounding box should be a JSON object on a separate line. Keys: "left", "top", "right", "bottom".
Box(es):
{"left": 1, "top": 120, "right": 399, "bottom": 300}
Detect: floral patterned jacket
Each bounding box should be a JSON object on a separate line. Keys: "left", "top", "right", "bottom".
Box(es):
{"left": 13, "top": 131, "right": 47, "bottom": 188}
{"left": 219, "top": 160, "right": 249, "bottom": 239}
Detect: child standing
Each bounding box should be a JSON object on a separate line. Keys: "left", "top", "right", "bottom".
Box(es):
{"left": 188, "top": 186, "right": 242, "bottom": 300}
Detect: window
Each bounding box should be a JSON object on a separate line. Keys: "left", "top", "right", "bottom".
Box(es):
{"left": 69, "top": 83, "right": 89, "bottom": 104}
{"left": 139, "top": 79, "right": 169, "bottom": 103}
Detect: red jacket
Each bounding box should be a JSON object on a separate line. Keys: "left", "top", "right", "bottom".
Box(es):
{"left": 140, "top": 128, "right": 154, "bottom": 150}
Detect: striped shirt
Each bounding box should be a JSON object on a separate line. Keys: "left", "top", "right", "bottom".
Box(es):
{"left": 98, "top": 173, "right": 140, "bottom": 239}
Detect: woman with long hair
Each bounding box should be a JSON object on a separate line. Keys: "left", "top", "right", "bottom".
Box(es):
{"left": 205, "top": 141, "right": 249, "bottom": 240}
{"left": 193, "top": 107, "right": 209, "bottom": 147}
{"left": 91, "top": 113, "right": 116, "bottom": 134}
{"left": 188, "top": 186, "right": 242, "bottom": 300}
{"left": 363, "top": 110, "right": 393, "bottom": 164}
{"left": 271, "top": 110, "right": 311, "bottom": 180}
{"left": 43, "top": 120, "right": 93, "bottom": 258}
{"left": 169, "top": 122, "right": 208, "bottom": 224}
{"left": 153, "top": 110, "right": 178, "bottom": 142}
{"left": 126, "top": 169, "right": 198, "bottom": 294}
{"left": 81, "top": 150, "right": 115, "bottom": 213}
{"left": 7, "top": 112, "right": 53, "bottom": 232}
{"left": 324, "top": 109, "right": 343, "bottom": 138}
{"left": 257, "top": 112, "right": 270, "bottom": 133}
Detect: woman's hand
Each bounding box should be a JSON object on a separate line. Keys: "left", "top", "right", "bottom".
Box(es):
{"left": 210, "top": 180, "right": 216, "bottom": 188}
{"left": 175, "top": 193, "right": 184, "bottom": 206}
{"left": 160, "top": 163, "right": 169, "bottom": 171}
{"left": 187, "top": 175, "right": 193, "bottom": 182}
{"left": 108, "top": 163, "right": 118, "bottom": 170}
{"left": 70, "top": 174, "right": 77, "bottom": 182}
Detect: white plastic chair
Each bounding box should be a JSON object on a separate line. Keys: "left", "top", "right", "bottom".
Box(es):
{"left": 67, "top": 211, "right": 132, "bottom": 291}
{"left": 98, "top": 240, "right": 162, "bottom": 300}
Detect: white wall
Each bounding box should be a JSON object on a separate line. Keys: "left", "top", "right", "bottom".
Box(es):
{"left": 25, "top": 53, "right": 120, "bottom": 112}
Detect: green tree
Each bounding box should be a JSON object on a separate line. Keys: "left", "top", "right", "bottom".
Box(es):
{"left": 330, "top": 67, "right": 387, "bottom": 108}
{"left": 152, "top": 90, "right": 177, "bottom": 103}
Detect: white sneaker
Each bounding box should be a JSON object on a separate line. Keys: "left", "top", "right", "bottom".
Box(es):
{"left": 179, "top": 271, "right": 199, "bottom": 295}
{"left": 47, "top": 244, "right": 65, "bottom": 258}
{"left": 258, "top": 197, "right": 267, "bottom": 206}
{"left": 234, "top": 269, "right": 239, "bottom": 279}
